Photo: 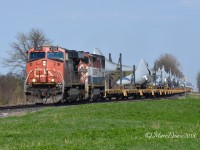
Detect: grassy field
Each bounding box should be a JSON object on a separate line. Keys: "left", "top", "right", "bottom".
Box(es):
{"left": 0, "top": 96, "right": 200, "bottom": 150}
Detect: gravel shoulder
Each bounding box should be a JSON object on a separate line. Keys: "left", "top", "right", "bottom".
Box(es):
{"left": 0, "top": 107, "right": 42, "bottom": 118}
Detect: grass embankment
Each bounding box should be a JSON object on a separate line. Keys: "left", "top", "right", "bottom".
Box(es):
{"left": 0, "top": 96, "right": 200, "bottom": 149}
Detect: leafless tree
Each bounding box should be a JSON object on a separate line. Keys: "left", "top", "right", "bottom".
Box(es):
{"left": 2, "top": 28, "right": 52, "bottom": 78}
{"left": 155, "top": 53, "right": 184, "bottom": 78}
{"left": 197, "top": 72, "right": 200, "bottom": 93}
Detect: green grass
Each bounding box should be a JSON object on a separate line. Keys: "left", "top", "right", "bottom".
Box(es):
{"left": 0, "top": 96, "right": 200, "bottom": 150}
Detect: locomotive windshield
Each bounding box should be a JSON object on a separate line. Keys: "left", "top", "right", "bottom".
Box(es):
{"left": 47, "top": 52, "right": 64, "bottom": 61}
{"left": 29, "top": 52, "right": 45, "bottom": 61}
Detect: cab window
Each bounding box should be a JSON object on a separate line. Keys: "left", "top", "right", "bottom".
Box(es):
{"left": 82, "top": 57, "right": 89, "bottom": 64}
{"left": 29, "top": 52, "right": 45, "bottom": 61}
{"left": 47, "top": 52, "right": 64, "bottom": 61}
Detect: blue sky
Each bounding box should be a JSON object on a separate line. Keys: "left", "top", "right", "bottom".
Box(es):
{"left": 0, "top": 0, "right": 200, "bottom": 90}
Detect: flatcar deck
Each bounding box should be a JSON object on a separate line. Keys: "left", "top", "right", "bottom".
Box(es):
{"left": 105, "top": 88, "right": 191, "bottom": 98}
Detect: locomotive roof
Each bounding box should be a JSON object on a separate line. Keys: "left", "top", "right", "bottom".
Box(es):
{"left": 28, "top": 46, "right": 105, "bottom": 58}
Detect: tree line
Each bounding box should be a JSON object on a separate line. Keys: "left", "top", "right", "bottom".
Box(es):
{"left": 0, "top": 74, "right": 24, "bottom": 105}
{"left": 0, "top": 28, "right": 199, "bottom": 105}
{"left": 197, "top": 72, "right": 200, "bottom": 93}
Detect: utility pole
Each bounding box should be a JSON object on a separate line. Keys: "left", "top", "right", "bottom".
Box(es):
{"left": 109, "top": 53, "right": 112, "bottom": 89}
{"left": 119, "top": 53, "right": 122, "bottom": 87}
{"left": 109, "top": 53, "right": 112, "bottom": 62}
{"left": 154, "top": 62, "right": 157, "bottom": 86}
{"left": 161, "top": 71, "right": 162, "bottom": 87}
{"left": 133, "top": 65, "right": 135, "bottom": 87}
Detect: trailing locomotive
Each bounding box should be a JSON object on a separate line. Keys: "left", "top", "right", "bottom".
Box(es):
{"left": 24, "top": 46, "right": 105, "bottom": 103}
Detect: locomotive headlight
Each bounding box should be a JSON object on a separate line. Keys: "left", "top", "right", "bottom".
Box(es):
{"left": 51, "top": 78, "right": 55, "bottom": 82}
{"left": 32, "top": 78, "right": 36, "bottom": 82}
{"left": 43, "top": 60, "right": 46, "bottom": 66}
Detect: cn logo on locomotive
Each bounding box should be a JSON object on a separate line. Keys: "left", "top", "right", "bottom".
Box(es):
{"left": 33, "top": 68, "right": 54, "bottom": 77}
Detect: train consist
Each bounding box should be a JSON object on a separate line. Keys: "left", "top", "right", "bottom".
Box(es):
{"left": 24, "top": 46, "right": 192, "bottom": 103}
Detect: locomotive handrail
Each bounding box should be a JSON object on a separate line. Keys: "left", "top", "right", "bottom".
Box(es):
{"left": 24, "top": 70, "right": 34, "bottom": 92}
{"left": 24, "top": 70, "right": 33, "bottom": 92}
{"left": 52, "top": 69, "right": 65, "bottom": 94}
{"left": 25, "top": 70, "right": 34, "bottom": 83}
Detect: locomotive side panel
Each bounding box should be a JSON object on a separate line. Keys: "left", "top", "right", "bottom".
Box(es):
{"left": 87, "top": 54, "right": 105, "bottom": 85}
{"left": 64, "top": 50, "right": 86, "bottom": 86}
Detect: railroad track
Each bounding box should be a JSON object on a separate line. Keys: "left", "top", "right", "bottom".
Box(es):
{"left": 0, "top": 93, "right": 185, "bottom": 119}
{"left": 0, "top": 93, "right": 185, "bottom": 111}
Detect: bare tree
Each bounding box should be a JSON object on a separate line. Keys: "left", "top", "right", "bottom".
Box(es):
{"left": 197, "top": 72, "right": 200, "bottom": 93}
{"left": 155, "top": 53, "right": 184, "bottom": 78}
{"left": 2, "top": 28, "right": 52, "bottom": 78}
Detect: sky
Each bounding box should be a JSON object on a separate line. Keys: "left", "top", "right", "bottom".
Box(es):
{"left": 0, "top": 0, "right": 200, "bottom": 90}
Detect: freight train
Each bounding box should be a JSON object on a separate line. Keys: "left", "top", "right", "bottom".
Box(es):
{"left": 24, "top": 46, "right": 192, "bottom": 104}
